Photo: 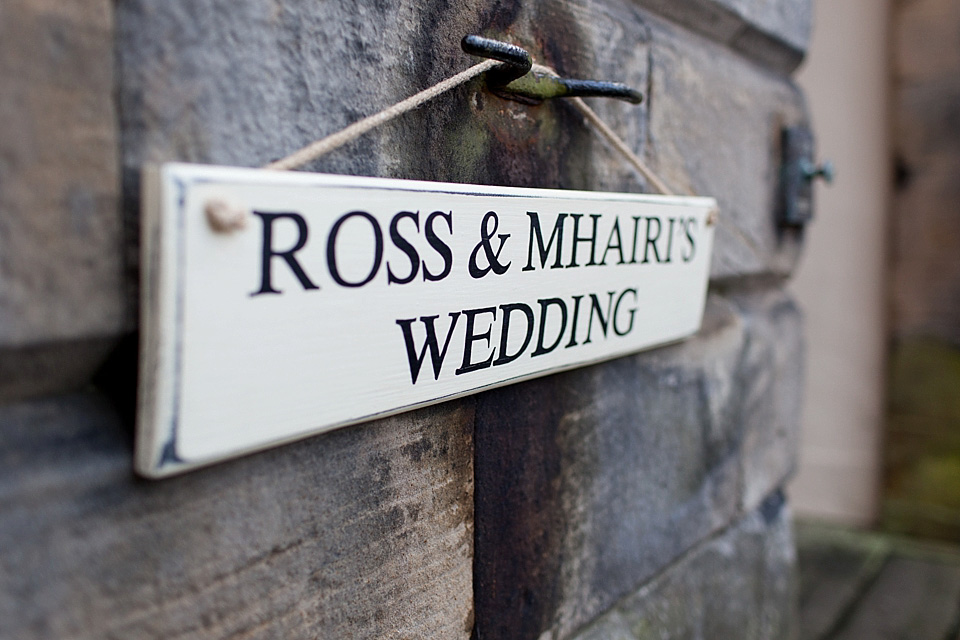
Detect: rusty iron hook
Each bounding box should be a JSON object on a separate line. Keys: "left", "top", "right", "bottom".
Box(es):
{"left": 461, "top": 35, "right": 643, "bottom": 105}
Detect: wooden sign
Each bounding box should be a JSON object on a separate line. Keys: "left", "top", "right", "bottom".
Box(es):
{"left": 137, "top": 163, "right": 717, "bottom": 477}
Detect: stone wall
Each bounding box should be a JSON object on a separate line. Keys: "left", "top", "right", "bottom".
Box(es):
{"left": 0, "top": 0, "right": 810, "bottom": 637}
{"left": 572, "top": 494, "right": 797, "bottom": 640}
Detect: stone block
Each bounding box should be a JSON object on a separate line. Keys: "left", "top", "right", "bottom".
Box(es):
{"left": 473, "top": 288, "right": 803, "bottom": 639}
{"left": 0, "top": 393, "right": 474, "bottom": 639}
{"left": 586, "top": 9, "right": 810, "bottom": 282}
{"left": 643, "top": 14, "right": 808, "bottom": 282}
{"left": 574, "top": 495, "right": 798, "bottom": 640}
{"left": 725, "top": 0, "right": 810, "bottom": 67}
{"left": 730, "top": 288, "right": 804, "bottom": 511}
{"left": 635, "top": 0, "right": 811, "bottom": 73}
{"left": 571, "top": 610, "right": 636, "bottom": 640}
{"left": 0, "top": 1, "right": 124, "bottom": 399}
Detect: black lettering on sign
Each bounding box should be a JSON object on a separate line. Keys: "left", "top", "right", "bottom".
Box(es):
{"left": 387, "top": 210, "right": 420, "bottom": 285}
{"left": 395, "top": 286, "right": 650, "bottom": 384}
{"left": 396, "top": 313, "right": 461, "bottom": 384}
{"left": 599, "top": 217, "right": 626, "bottom": 266}
{"left": 629, "top": 216, "right": 643, "bottom": 264}
{"left": 665, "top": 217, "right": 676, "bottom": 263}
{"left": 468, "top": 211, "right": 511, "bottom": 279}
{"left": 567, "top": 213, "right": 601, "bottom": 268}
{"left": 493, "top": 303, "right": 535, "bottom": 367}
{"left": 565, "top": 295, "right": 584, "bottom": 348}
{"left": 456, "top": 307, "right": 497, "bottom": 374}
{"left": 584, "top": 291, "right": 616, "bottom": 344}
{"left": 682, "top": 217, "right": 697, "bottom": 262}
{"left": 613, "top": 288, "right": 638, "bottom": 336}
{"left": 642, "top": 216, "right": 662, "bottom": 264}
{"left": 251, "top": 211, "right": 319, "bottom": 296}
{"left": 327, "top": 211, "right": 383, "bottom": 288}
{"left": 523, "top": 212, "right": 567, "bottom": 271}
{"left": 532, "top": 298, "right": 568, "bottom": 357}
{"left": 423, "top": 211, "right": 454, "bottom": 282}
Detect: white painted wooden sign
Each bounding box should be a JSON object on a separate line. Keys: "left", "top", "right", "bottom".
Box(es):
{"left": 137, "top": 163, "right": 717, "bottom": 477}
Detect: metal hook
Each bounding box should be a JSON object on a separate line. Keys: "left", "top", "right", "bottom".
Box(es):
{"left": 462, "top": 35, "right": 532, "bottom": 86}
{"left": 461, "top": 35, "right": 643, "bottom": 105}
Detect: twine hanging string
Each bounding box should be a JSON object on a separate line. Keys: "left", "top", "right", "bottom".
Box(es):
{"left": 263, "top": 58, "right": 677, "bottom": 198}
{"left": 566, "top": 97, "right": 673, "bottom": 195}
{"left": 263, "top": 59, "right": 498, "bottom": 171}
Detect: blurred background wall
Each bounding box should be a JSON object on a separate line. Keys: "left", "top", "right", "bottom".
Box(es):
{"left": 790, "top": 0, "right": 892, "bottom": 526}
{"left": 884, "top": 0, "right": 960, "bottom": 540}
{"left": 791, "top": 0, "right": 960, "bottom": 542}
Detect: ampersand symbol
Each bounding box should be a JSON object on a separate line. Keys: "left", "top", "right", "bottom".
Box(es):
{"left": 469, "top": 211, "right": 512, "bottom": 278}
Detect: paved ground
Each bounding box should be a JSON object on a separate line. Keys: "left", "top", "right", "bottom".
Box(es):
{"left": 797, "top": 521, "right": 960, "bottom": 640}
